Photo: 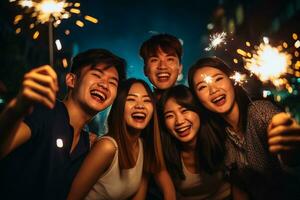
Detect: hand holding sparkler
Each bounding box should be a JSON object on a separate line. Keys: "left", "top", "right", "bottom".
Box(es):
{"left": 15, "top": 65, "right": 58, "bottom": 113}
{"left": 268, "top": 112, "right": 300, "bottom": 166}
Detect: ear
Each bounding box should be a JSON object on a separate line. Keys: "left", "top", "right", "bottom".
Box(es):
{"left": 178, "top": 63, "right": 183, "bottom": 74}
{"left": 65, "top": 73, "right": 77, "bottom": 89}
{"left": 144, "top": 65, "right": 149, "bottom": 77}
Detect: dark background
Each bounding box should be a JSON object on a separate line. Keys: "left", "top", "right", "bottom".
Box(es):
{"left": 1, "top": 0, "right": 299, "bottom": 134}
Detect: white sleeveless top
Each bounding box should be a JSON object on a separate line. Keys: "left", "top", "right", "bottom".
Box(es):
{"left": 85, "top": 136, "right": 144, "bottom": 200}
{"left": 175, "top": 158, "right": 231, "bottom": 200}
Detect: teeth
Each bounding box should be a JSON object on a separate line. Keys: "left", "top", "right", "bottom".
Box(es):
{"left": 175, "top": 125, "right": 191, "bottom": 133}
{"left": 132, "top": 112, "right": 146, "bottom": 118}
{"left": 212, "top": 95, "right": 224, "bottom": 103}
{"left": 91, "top": 90, "right": 107, "bottom": 101}
{"left": 157, "top": 72, "right": 170, "bottom": 78}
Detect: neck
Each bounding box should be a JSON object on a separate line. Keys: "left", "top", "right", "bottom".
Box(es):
{"left": 126, "top": 126, "right": 141, "bottom": 147}
{"left": 222, "top": 101, "right": 240, "bottom": 132}
{"left": 182, "top": 137, "right": 197, "bottom": 153}
{"left": 63, "top": 97, "right": 92, "bottom": 136}
{"left": 154, "top": 88, "right": 165, "bottom": 100}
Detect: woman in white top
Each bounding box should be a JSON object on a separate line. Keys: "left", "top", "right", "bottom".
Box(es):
{"left": 158, "top": 85, "right": 231, "bottom": 200}
{"left": 67, "top": 78, "right": 165, "bottom": 200}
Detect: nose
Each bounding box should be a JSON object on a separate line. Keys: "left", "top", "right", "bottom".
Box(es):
{"left": 208, "top": 83, "right": 218, "bottom": 95}
{"left": 97, "top": 81, "right": 108, "bottom": 91}
{"left": 175, "top": 113, "right": 185, "bottom": 126}
{"left": 157, "top": 59, "right": 167, "bottom": 70}
{"left": 134, "top": 101, "right": 145, "bottom": 109}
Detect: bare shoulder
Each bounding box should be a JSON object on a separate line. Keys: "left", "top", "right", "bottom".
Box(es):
{"left": 91, "top": 137, "right": 117, "bottom": 158}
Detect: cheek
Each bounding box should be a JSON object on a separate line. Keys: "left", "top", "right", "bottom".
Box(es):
{"left": 196, "top": 91, "right": 209, "bottom": 103}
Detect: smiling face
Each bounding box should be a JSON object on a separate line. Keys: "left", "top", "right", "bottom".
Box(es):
{"left": 68, "top": 63, "right": 119, "bottom": 115}
{"left": 163, "top": 98, "right": 200, "bottom": 144}
{"left": 193, "top": 66, "right": 236, "bottom": 115}
{"left": 144, "top": 48, "right": 182, "bottom": 90}
{"left": 124, "top": 82, "right": 154, "bottom": 131}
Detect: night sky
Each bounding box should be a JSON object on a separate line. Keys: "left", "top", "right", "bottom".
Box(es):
{"left": 56, "top": 0, "right": 219, "bottom": 81}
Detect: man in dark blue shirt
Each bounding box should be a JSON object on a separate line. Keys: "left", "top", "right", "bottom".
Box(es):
{"left": 0, "top": 49, "right": 126, "bottom": 199}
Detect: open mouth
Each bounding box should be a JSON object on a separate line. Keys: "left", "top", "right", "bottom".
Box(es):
{"left": 131, "top": 112, "right": 146, "bottom": 122}
{"left": 175, "top": 125, "right": 191, "bottom": 137}
{"left": 156, "top": 72, "right": 170, "bottom": 81}
{"left": 90, "top": 89, "right": 107, "bottom": 102}
{"left": 211, "top": 95, "right": 226, "bottom": 106}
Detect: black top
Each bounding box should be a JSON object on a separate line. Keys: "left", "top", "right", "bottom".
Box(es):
{"left": 0, "top": 101, "right": 90, "bottom": 200}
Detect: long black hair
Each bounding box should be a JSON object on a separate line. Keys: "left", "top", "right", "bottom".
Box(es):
{"left": 158, "top": 85, "right": 226, "bottom": 181}
{"left": 107, "top": 78, "right": 164, "bottom": 173}
{"left": 188, "top": 57, "right": 251, "bottom": 132}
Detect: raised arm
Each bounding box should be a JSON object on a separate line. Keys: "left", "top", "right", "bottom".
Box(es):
{"left": 67, "top": 138, "right": 116, "bottom": 200}
{"left": 0, "top": 65, "right": 58, "bottom": 159}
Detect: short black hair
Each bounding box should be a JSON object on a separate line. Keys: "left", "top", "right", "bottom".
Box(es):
{"left": 71, "top": 48, "right": 126, "bottom": 82}
{"left": 139, "top": 33, "right": 183, "bottom": 63}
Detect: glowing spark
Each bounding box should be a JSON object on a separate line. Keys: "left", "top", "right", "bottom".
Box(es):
{"left": 203, "top": 75, "right": 213, "bottom": 84}
{"left": 243, "top": 40, "right": 292, "bottom": 88}
{"left": 62, "top": 58, "right": 68, "bottom": 68}
{"left": 205, "top": 32, "right": 227, "bottom": 51}
{"left": 15, "top": 28, "right": 21, "bottom": 34}
{"left": 230, "top": 72, "right": 247, "bottom": 86}
{"left": 295, "top": 40, "right": 300, "bottom": 48}
{"left": 84, "top": 15, "right": 98, "bottom": 23}
{"left": 33, "top": 31, "right": 39, "bottom": 39}
{"left": 55, "top": 39, "right": 62, "bottom": 50}
{"left": 76, "top": 20, "right": 84, "bottom": 27}
{"left": 56, "top": 138, "right": 64, "bottom": 148}
{"left": 19, "top": 0, "right": 33, "bottom": 8}
{"left": 14, "top": 15, "right": 23, "bottom": 24}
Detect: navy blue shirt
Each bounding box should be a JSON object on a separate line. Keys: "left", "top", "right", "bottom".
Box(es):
{"left": 0, "top": 101, "right": 90, "bottom": 200}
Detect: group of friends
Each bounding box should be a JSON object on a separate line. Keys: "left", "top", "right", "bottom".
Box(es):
{"left": 0, "top": 34, "right": 299, "bottom": 200}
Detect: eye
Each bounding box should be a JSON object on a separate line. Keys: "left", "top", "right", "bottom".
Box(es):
{"left": 126, "top": 98, "right": 135, "bottom": 101}
{"left": 216, "top": 76, "right": 223, "bottom": 82}
{"left": 164, "top": 114, "right": 174, "bottom": 119}
{"left": 109, "top": 80, "right": 118, "bottom": 87}
{"left": 149, "top": 58, "right": 158, "bottom": 63}
{"left": 92, "top": 73, "right": 101, "bottom": 78}
{"left": 181, "top": 108, "right": 189, "bottom": 113}
{"left": 143, "top": 98, "right": 152, "bottom": 103}
{"left": 197, "top": 85, "right": 207, "bottom": 91}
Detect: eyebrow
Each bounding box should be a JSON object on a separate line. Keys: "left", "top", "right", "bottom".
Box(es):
{"left": 195, "top": 73, "right": 223, "bottom": 87}
{"left": 127, "top": 94, "right": 150, "bottom": 98}
{"left": 163, "top": 110, "right": 173, "bottom": 115}
{"left": 92, "top": 68, "right": 119, "bottom": 82}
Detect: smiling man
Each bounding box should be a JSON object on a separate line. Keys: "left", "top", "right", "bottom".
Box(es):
{"left": 0, "top": 49, "right": 126, "bottom": 200}
{"left": 140, "top": 33, "right": 183, "bottom": 99}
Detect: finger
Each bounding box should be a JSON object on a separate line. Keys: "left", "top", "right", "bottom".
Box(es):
{"left": 22, "top": 87, "right": 55, "bottom": 109}
{"left": 268, "top": 135, "right": 300, "bottom": 146}
{"left": 269, "top": 145, "right": 296, "bottom": 154}
{"left": 268, "top": 124, "right": 300, "bottom": 137}
{"left": 24, "top": 71, "right": 58, "bottom": 93}
{"left": 29, "top": 65, "right": 58, "bottom": 91}
{"left": 269, "top": 112, "right": 293, "bottom": 130}
{"left": 23, "top": 79, "right": 56, "bottom": 104}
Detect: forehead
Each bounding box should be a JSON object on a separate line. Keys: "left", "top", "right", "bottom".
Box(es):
{"left": 128, "top": 82, "right": 148, "bottom": 95}
{"left": 89, "top": 64, "right": 119, "bottom": 77}
{"left": 164, "top": 98, "right": 179, "bottom": 110}
{"left": 151, "top": 47, "right": 178, "bottom": 58}
{"left": 194, "top": 66, "right": 225, "bottom": 79}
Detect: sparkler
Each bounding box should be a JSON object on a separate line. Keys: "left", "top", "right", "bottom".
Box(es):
{"left": 205, "top": 32, "right": 227, "bottom": 51}
{"left": 237, "top": 37, "right": 293, "bottom": 89}
{"left": 230, "top": 71, "right": 248, "bottom": 86}
{"left": 235, "top": 34, "right": 300, "bottom": 121}
{"left": 10, "top": 0, "right": 98, "bottom": 67}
